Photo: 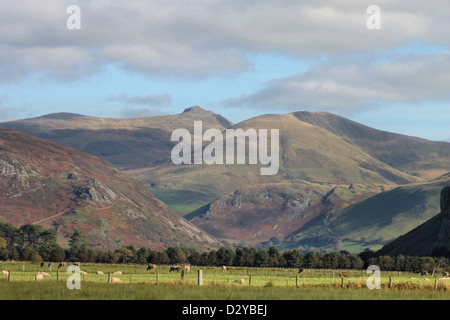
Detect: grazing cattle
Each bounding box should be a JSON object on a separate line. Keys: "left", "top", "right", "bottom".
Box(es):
{"left": 298, "top": 268, "right": 306, "bottom": 274}
{"left": 169, "top": 266, "right": 181, "bottom": 273}
{"left": 420, "top": 271, "right": 429, "bottom": 276}
{"left": 58, "top": 262, "right": 67, "bottom": 269}
{"left": 222, "top": 266, "right": 227, "bottom": 273}
{"left": 111, "top": 277, "right": 122, "bottom": 283}
{"left": 97, "top": 271, "right": 104, "bottom": 275}
{"left": 113, "top": 271, "right": 122, "bottom": 275}
{"left": 184, "top": 265, "right": 191, "bottom": 273}
{"left": 1, "top": 270, "right": 9, "bottom": 276}
{"left": 443, "top": 272, "right": 449, "bottom": 278}
{"left": 338, "top": 273, "right": 348, "bottom": 278}
{"left": 147, "top": 264, "right": 156, "bottom": 271}
{"left": 40, "top": 262, "right": 45, "bottom": 268}
{"left": 233, "top": 278, "right": 245, "bottom": 285}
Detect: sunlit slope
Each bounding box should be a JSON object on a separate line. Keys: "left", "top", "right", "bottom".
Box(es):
{"left": 0, "top": 107, "right": 232, "bottom": 170}
{"left": 285, "top": 178, "right": 450, "bottom": 251}
{"left": 293, "top": 111, "right": 450, "bottom": 179}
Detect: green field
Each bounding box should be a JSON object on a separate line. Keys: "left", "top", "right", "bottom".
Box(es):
{"left": 150, "top": 189, "right": 218, "bottom": 214}
{"left": 1, "top": 263, "right": 449, "bottom": 300}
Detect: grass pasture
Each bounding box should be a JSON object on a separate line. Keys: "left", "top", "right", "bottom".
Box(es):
{"left": 1, "top": 263, "right": 449, "bottom": 300}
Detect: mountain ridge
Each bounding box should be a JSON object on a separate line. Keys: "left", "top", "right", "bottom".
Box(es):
{"left": 0, "top": 126, "right": 220, "bottom": 250}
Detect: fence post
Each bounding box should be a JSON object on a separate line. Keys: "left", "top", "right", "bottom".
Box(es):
{"left": 198, "top": 270, "right": 203, "bottom": 286}
{"left": 249, "top": 275, "right": 252, "bottom": 286}
{"left": 8, "top": 270, "right": 11, "bottom": 282}
{"left": 181, "top": 270, "right": 185, "bottom": 282}
{"left": 57, "top": 270, "right": 59, "bottom": 282}
{"left": 435, "top": 278, "right": 438, "bottom": 290}
{"left": 296, "top": 275, "right": 299, "bottom": 288}
{"left": 389, "top": 277, "right": 392, "bottom": 289}
{"left": 341, "top": 277, "right": 344, "bottom": 288}
{"left": 108, "top": 273, "right": 111, "bottom": 284}
{"left": 156, "top": 273, "right": 159, "bottom": 283}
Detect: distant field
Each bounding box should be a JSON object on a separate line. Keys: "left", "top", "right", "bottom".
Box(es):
{"left": 150, "top": 189, "right": 217, "bottom": 214}
{"left": 1, "top": 263, "right": 449, "bottom": 300}
{"left": 276, "top": 241, "right": 383, "bottom": 254}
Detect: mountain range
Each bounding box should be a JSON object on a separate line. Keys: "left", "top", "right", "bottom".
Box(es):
{"left": 1, "top": 107, "right": 449, "bottom": 253}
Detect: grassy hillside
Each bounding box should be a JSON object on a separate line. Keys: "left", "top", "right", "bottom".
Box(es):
{"left": 293, "top": 111, "right": 450, "bottom": 179}
{"left": 284, "top": 179, "right": 449, "bottom": 252}
{"left": 3, "top": 108, "right": 448, "bottom": 253}
{"left": 0, "top": 107, "right": 232, "bottom": 170}
{"left": 0, "top": 127, "right": 220, "bottom": 251}
{"left": 133, "top": 113, "right": 419, "bottom": 215}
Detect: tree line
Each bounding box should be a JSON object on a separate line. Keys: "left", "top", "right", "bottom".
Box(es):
{"left": 0, "top": 223, "right": 448, "bottom": 273}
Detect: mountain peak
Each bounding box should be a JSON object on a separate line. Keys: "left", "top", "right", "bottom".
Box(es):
{"left": 182, "top": 106, "right": 211, "bottom": 114}
{"left": 35, "top": 112, "right": 88, "bottom": 120}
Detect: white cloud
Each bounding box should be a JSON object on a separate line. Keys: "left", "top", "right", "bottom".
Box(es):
{"left": 1, "top": 0, "right": 450, "bottom": 82}
{"left": 222, "top": 52, "right": 450, "bottom": 112}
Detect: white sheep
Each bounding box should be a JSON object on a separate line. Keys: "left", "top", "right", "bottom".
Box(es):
{"left": 80, "top": 270, "right": 88, "bottom": 275}
{"left": 111, "top": 277, "right": 122, "bottom": 283}
{"left": 2, "top": 270, "right": 9, "bottom": 276}
{"left": 34, "top": 273, "right": 44, "bottom": 280}
{"left": 233, "top": 278, "right": 245, "bottom": 285}
{"left": 97, "top": 271, "right": 104, "bottom": 275}
{"left": 113, "top": 271, "right": 122, "bottom": 275}
{"left": 38, "top": 272, "right": 51, "bottom": 277}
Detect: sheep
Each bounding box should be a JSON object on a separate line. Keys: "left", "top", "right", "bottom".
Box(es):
{"left": 111, "top": 277, "right": 122, "bottom": 283}
{"left": 2, "top": 270, "right": 9, "bottom": 276}
{"left": 222, "top": 265, "right": 227, "bottom": 273}
{"left": 96, "top": 271, "right": 104, "bottom": 275}
{"left": 34, "top": 273, "right": 44, "bottom": 280}
{"left": 169, "top": 266, "right": 181, "bottom": 273}
{"left": 39, "top": 272, "right": 51, "bottom": 277}
{"left": 113, "top": 271, "right": 122, "bottom": 275}
{"left": 80, "top": 270, "right": 88, "bottom": 275}
{"left": 233, "top": 278, "right": 245, "bottom": 285}
{"left": 147, "top": 264, "right": 156, "bottom": 271}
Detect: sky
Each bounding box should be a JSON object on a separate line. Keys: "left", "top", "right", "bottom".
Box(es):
{"left": 0, "top": 0, "right": 449, "bottom": 142}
